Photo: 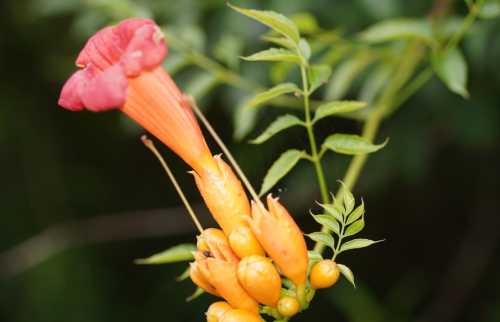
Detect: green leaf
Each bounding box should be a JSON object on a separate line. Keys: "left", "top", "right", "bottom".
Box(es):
{"left": 134, "top": 244, "right": 196, "bottom": 265}
{"left": 340, "top": 183, "right": 355, "bottom": 214}
{"left": 261, "top": 35, "right": 295, "bottom": 49}
{"left": 324, "top": 53, "right": 374, "bottom": 100}
{"left": 479, "top": 1, "right": 500, "bottom": 19}
{"left": 432, "top": 47, "right": 469, "bottom": 98}
{"left": 359, "top": 18, "right": 434, "bottom": 45}
{"left": 359, "top": 63, "right": 392, "bottom": 103}
{"left": 319, "top": 203, "right": 344, "bottom": 223}
{"left": 270, "top": 62, "right": 296, "bottom": 84}
{"left": 313, "top": 101, "right": 367, "bottom": 123}
{"left": 242, "top": 48, "right": 302, "bottom": 64}
{"left": 340, "top": 239, "right": 382, "bottom": 253}
{"left": 337, "top": 263, "right": 356, "bottom": 288}
{"left": 312, "top": 214, "right": 340, "bottom": 235}
{"left": 250, "top": 114, "right": 304, "bottom": 144}
{"left": 245, "top": 83, "right": 300, "bottom": 109}
{"left": 344, "top": 218, "right": 365, "bottom": 237}
{"left": 259, "top": 149, "right": 305, "bottom": 196}
{"left": 308, "top": 64, "right": 332, "bottom": 94}
{"left": 322, "top": 134, "right": 388, "bottom": 155}
{"left": 228, "top": 4, "right": 300, "bottom": 43}
{"left": 184, "top": 72, "right": 219, "bottom": 100}
{"left": 346, "top": 201, "right": 365, "bottom": 225}
{"left": 290, "top": 12, "right": 321, "bottom": 34}
{"left": 213, "top": 34, "right": 244, "bottom": 69}
{"left": 298, "top": 38, "right": 311, "bottom": 60}
{"left": 307, "top": 232, "right": 335, "bottom": 249}
{"left": 233, "top": 101, "right": 259, "bottom": 141}
{"left": 186, "top": 287, "right": 205, "bottom": 302}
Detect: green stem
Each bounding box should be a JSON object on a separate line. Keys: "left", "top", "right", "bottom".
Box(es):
{"left": 445, "top": 0, "right": 484, "bottom": 51}
{"left": 300, "top": 65, "right": 330, "bottom": 204}
{"left": 313, "top": 41, "right": 426, "bottom": 254}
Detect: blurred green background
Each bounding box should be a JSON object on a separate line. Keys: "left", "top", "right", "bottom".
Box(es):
{"left": 1, "top": 0, "right": 499, "bottom": 321}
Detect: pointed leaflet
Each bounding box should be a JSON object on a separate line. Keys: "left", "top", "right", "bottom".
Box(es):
{"left": 313, "top": 101, "right": 367, "bottom": 123}
{"left": 359, "top": 18, "right": 435, "bottom": 45}
{"left": 250, "top": 114, "right": 304, "bottom": 144}
{"left": 135, "top": 244, "right": 196, "bottom": 264}
{"left": 259, "top": 149, "right": 305, "bottom": 196}
{"left": 242, "top": 48, "right": 302, "bottom": 64}
{"left": 344, "top": 218, "right": 365, "bottom": 237}
{"left": 312, "top": 214, "right": 340, "bottom": 235}
{"left": 319, "top": 203, "right": 344, "bottom": 223}
{"left": 339, "top": 181, "right": 355, "bottom": 214}
{"left": 339, "top": 239, "right": 382, "bottom": 253}
{"left": 308, "top": 64, "right": 332, "bottom": 94}
{"left": 261, "top": 35, "right": 295, "bottom": 49}
{"left": 432, "top": 47, "right": 468, "bottom": 98}
{"left": 337, "top": 263, "right": 356, "bottom": 288}
{"left": 324, "top": 53, "right": 374, "bottom": 100}
{"left": 307, "top": 232, "right": 335, "bottom": 249}
{"left": 322, "top": 134, "right": 388, "bottom": 155}
{"left": 346, "top": 201, "right": 365, "bottom": 225}
{"left": 244, "top": 83, "right": 300, "bottom": 109}
{"left": 298, "top": 38, "right": 311, "bottom": 60}
{"left": 228, "top": 4, "right": 300, "bottom": 43}
{"left": 233, "top": 99, "right": 259, "bottom": 141}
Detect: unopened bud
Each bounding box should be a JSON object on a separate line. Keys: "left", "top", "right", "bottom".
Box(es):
{"left": 228, "top": 225, "right": 265, "bottom": 258}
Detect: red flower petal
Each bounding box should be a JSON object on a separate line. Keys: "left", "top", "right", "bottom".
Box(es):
{"left": 79, "top": 64, "right": 128, "bottom": 112}
{"left": 58, "top": 69, "right": 87, "bottom": 111}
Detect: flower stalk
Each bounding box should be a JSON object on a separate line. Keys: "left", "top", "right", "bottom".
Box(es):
{"left": 142, "top": 135, "right": 204, "bottom": 233}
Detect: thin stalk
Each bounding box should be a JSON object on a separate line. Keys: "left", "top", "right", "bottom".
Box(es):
{"left": 300, "top": 65, "right": 330, "bottom": 204}
{"left": 142, "top": 136, "right": 203, "bottom": 233}
{"left": 446, "top": 0, "right": 484, "bottom": 51}
{"left": 189, "top": 98, "right": 262, "bottom": 204}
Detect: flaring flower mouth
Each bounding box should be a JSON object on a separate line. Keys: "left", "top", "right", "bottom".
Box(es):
{"left": 58, "top": 18, "right": 167, "bottom": 112}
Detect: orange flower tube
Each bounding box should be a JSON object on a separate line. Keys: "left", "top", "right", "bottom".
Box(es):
{"left": 58, "top": 18, "right": 216, "bottom": 175}
{"left": 248, "top": 195, "right": 308, "bottom": 286}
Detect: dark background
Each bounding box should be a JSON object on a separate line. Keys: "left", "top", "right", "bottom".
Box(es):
{"left": 1, "top": 0, "right": 499, "bottom": 321}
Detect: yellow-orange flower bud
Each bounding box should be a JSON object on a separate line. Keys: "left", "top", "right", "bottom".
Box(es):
{"left": 236, "top": 255, "right": 281, "bottom": 307}
{"left": 277, "top": 297, "right": 300, "bottom": 317}
{"left": 190, "top": 262, "right": 219, "bottom": 296}
{"left": 206, "top": 301, "right": 232, "bottom": 322}
{"left": 197, "top": 228, "right": 238, "bottom": 262}
{"left": 197, "top": 257, "right": 259, "bottom": 314}
{"left": 193, "top": 155, "right": 251, "bottom": 236}
{"left": 219, "top": 309, "right": 263, "bottom": 322}
{"left": 310, "top": 260, "right": 340, "bottom": 289}
{"left": 228, "top": 225, "right": 265, "bottom": 258}
{"left": 248, "top": 195, "right": 308, "bottom": 286}
{"left": 192, "top": 233, "right": 259, "bottom": 314}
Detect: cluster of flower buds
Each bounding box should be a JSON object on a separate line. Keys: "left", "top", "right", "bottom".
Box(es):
{"left": 58, "top": 18, "right": 346, "bottom": 321}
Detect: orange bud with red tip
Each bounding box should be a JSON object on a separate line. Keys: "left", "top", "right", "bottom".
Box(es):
{"left": 193, "top": 155, "right": 251, "bottom": 236}
{"left": 236, "top": 255, "right": 281, "bottom": 307}
{"left": 248, "top": 195, "right": 308, "bottom": 286}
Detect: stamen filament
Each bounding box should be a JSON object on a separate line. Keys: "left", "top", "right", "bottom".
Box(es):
{"left": 142, "top": 135, "right": 204, "bottom": 233}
